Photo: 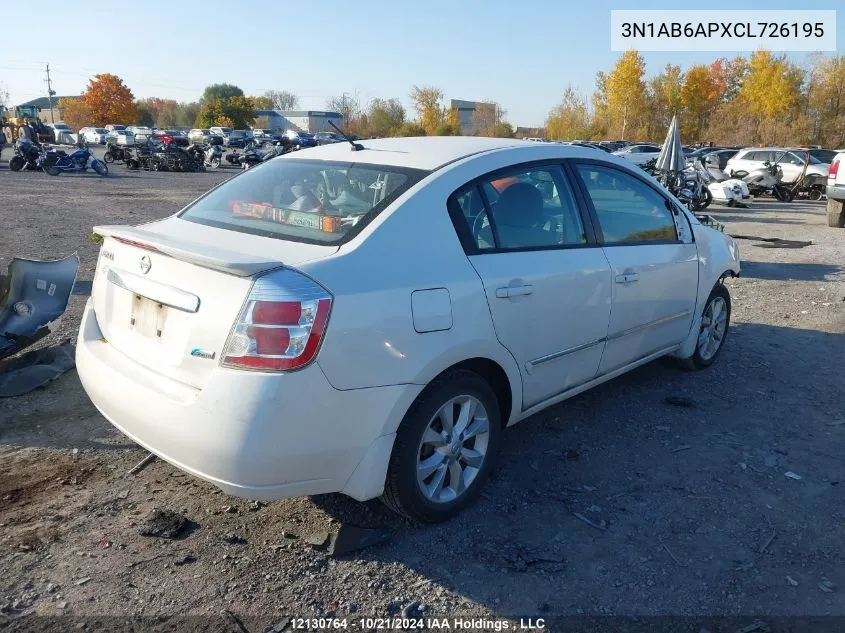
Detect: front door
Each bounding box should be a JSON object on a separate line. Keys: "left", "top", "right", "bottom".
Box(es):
{"left": 572, "top": 162, "right": 699, "bottom": 374}
{"left": 451, "top": 163, "right": 612, "bottom": 409}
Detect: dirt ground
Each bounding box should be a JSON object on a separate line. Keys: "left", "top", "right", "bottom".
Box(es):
{"left": 1, "top": 155, "right": 845, "bottom": 632}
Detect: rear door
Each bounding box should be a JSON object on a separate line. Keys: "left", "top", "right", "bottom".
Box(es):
{"left": 449, "top": 163, "right": 612, "bottom": 409}
{"left": 571, "top": 161, "right": 698, "bottom": 374}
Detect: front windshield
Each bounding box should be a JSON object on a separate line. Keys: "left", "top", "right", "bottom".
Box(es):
{"left": 179, "top": 158, "right": 428, "bottom": 245}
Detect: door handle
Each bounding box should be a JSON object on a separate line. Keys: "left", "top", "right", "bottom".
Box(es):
{"left": 614, "top": 272, "right": 639, "bottom": 284}
{"left": 496, "top": 284, "right": 534, "bottom": 298}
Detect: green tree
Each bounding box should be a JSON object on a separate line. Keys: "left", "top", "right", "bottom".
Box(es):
{"left": 393, "top": 122, "right": 427, "bottom": 137}
{"left": 367, "top": 98, "right": 406, "bottom": 137}
{"left": 196, "top": 96, "right": 257, "bottom": 129}
{"left": 200, "top": 83, "right": 244, "bottom": 104}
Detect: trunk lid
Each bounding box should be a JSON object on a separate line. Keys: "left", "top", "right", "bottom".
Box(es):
{"left": 91, "top": 219, "right": 337, "bottom": 388}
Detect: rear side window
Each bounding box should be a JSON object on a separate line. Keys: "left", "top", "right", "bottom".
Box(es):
{"left": 179, "top": 159, "right": 428, "bottom": 245}
{"left": 575, "top": 164, "right": 677, "bottom": 244}
{"left": 452, "top": 165, "right": 586, "bottom": 251}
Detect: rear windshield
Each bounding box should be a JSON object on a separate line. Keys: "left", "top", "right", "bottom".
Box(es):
{"left": 179, "top": 158, "right": 429, "bottom": 245}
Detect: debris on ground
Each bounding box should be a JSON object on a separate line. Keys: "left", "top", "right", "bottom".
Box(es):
{"left": 139, "top": 509, "right": 189, "bottom": 539}
{"left": 665, "top": 396, "right": 696, "bottom": 408}
{"left": 304, "top": 525, "right": 391, "bottom": 556}
{"left": 99, "top": 537, "right": 111, "bottom": 549}
{"left": 474, "top": 543, "right": 566, "bottom": 573}
{"left": 818, "top": 578, "right": 836, "bottom": 593}
{"left": 173, "top": 554, "right": 197, "bottom": 566}
{"left": 127, "top": 453, "right": 157, "bottom": 475}
{"left": 0, "top": 344, "right": 76, "bottom": 397}
{"left": 733, "top": 621, "right": 770, "bottom": 633}
{"left": 225, "top": 533, "right": 247, "bottom": 545}
{"left": 573, "top": 511, "right": 607, "bottom": 531}
{"left": 784, "top": 471, "right": 802, "bottom": 480}
{"left": 786, "top": 576, "right": 799, "bottom": 586}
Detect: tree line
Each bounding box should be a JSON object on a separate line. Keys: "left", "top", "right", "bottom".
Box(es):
{"left": 546, "top": 50, "right": 845, "bottom": 148}
{"left": 57, "top": 76, "right": 517, "bottom": 138}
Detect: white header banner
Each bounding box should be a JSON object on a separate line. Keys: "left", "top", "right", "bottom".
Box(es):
{"left": 610, "top": 10, "right": 836, "bottom": 52}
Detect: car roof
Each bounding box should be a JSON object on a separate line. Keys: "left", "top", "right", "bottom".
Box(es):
{"left": 285, "top": 136, "right": 544, "bottom": 170}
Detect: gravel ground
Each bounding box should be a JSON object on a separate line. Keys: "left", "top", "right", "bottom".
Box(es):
{"left": 1, "top": 154, "right": 844, "bottom": 631}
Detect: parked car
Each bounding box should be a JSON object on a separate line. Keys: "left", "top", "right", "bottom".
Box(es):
{"left": 80, "top": 127, "right": 108, "bottom": 144}
{"left": 210, "top": 126, "right": 233, "bottom": 140}
{"left": 726, "top": 147, "right": 829, "bottom": 184}
{"left": 283, "top": 130, "right": 318, "bottom": 147}
{"left": 688, "top": 148, "right": 739, "bottom": 170}
{"left": 314, "top": 131, "right": 344, "bottom": 145}
{"left": 187, "top": 129, "right": 211, "bottom": 144}
{"left": 225, "top": 130, "right": 252, "bottom": 148}
{"left": 77, "top": 137, "right": 740, "bottom": 522}
{"left": 153, "top": 129, "right": 189, "bottom": 147}
{"left": 49, "top": 123, "right": 73, "bottom": 143}
{"left": 128, "top": 126, "right": 153, "bottom": 143}
{"left": 111, "top": 130, "right": 136, "bottom": 146}
{"left": 105, "top": 124, "right": 125, "bottom": 133}
{"left": 827, "top": 151, "right": 845, "bottom": 227}
{"left": 795, "top": 147, "right": 839, "bottom": 165}
{"left": 612, "top": 143, "right": 662, "bottom": 165}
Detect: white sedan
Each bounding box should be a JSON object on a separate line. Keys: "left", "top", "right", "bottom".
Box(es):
{"left": 77, "top": 137, "right": 740, "bottom": 522}
{"left": 81, "top": 127, "right": 109, "bottom": 144}
{"left": 612, "top": 143, "right": 663, "bottom": 166}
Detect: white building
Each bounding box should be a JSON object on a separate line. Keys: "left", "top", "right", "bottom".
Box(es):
{"left": 254, "top": 110, "right": 343, "bottom": 134}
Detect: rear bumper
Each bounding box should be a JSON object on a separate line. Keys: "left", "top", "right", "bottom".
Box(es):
{"left": 827, "top": 183, "right": 845, "bottom": 201}
{"left": 76, "top": 300, "right": 418, "bottom": 501}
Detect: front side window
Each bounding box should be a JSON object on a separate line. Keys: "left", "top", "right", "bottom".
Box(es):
{"left": 575, "top": 164, "right": 677, "bottom": 244}
{"left": 180, "top": 159, "right": 427, "bottom": 245}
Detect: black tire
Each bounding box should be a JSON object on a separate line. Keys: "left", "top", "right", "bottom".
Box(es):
{"left": 44, "top": 164, "right": 61, "bottom": 176}
{"left": 9, "top": 155, "right": 24, "bottom": 172}
{"left": 209, "top": 157, "right": 221, "bottom": 169}
{"left": 103, "top": 151, "right": 115, "bottom": 163}
{"left": 92, "top": 160, "right": 108, "bottom": 176}
{"left": 774, "top": 185, "right": 794, "bottom": 202}
{"left": 808, "top": 188, "right": 822, "bottom": 201}
{"left": 700, "top": 187, "right": 713, "bottom": 210}
{"left": 381, "top": 369, "right": 502, "bottom": 523}
{"left": 678, "top": 283, "right": 731, "bottom": 371}
{"left": 828, "top": 198, "right": 845, "bottom": 228}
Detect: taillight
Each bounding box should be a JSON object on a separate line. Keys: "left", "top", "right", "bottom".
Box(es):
{"left": 829, "top": 160, "right": 839, "bottom": 179}
{"left": 222, "top": 269, "right": 332, "bottom": 372}
{"left": 113, "top": 236, "right": 160, "bottom": 253}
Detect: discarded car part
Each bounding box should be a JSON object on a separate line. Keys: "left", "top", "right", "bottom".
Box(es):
{"left": 0, "top": 343, "right": 75, "bottom": 397}
{"left": 0, "top": 254, "right": 79, "bottom": 360}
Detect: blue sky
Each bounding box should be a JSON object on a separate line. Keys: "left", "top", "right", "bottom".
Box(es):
{"left": 1, "top": 0, "right": 841, "bottom": 127}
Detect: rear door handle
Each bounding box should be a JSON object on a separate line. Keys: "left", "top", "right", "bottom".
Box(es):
{"left": 496, "top": 284, "right": 534, "bottom": 298}
{"left": 614, "top": 272, "right": 639, "bottom": 284}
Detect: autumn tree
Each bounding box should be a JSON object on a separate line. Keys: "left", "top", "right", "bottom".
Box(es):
{"left": 679, "top": 65, "right": 716, "bottom": 142}
{"left": 737, "top": 50, "right": 804, "bottom": 143}
{"left": 546, "top": 86, "right": 590, "bottom": 140}
{"left": 250, "top": 95, "right": 273, "bottom": 110}
{"left": 589, "top": 71, "right": 610, "bottom": 138}
{"left": 410, "top": 86, "right": 445, "bottom": 135}
{"left": 264, "top": 90, "right": 299, "bottom": 111}
{"left": 136, "top": 97, "right": 179, "bottom": 128}
{"left": 471, "top": 101, "right": 509, "bottom": 137}
{"left": 606, "top": 50, "right": 647, "bottom": 140}
{"left": 807, "top": 54, "right": 845, "bottom": 147}
{"left": 200, "top": 83, "right": 244, "bottom": 104}
{"left": 197, "top": 96, "right": 257, "bottom": 129}
{"left": 393, "top": 122, "right": 427, "bottom": 137}
{"left": 59, "top": 74, "right": 138, "bottom": 129}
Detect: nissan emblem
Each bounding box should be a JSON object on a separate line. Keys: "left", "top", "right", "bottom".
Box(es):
{"left": 139, "top": 255, "right": 152, "bottom": 275}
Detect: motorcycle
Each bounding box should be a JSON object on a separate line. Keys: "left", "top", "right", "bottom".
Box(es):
{"left": 187, "top": 142, "right": 222, "bottom": 169}
{"left": 103, "top": 141, "right": 131, "bottom": 164}
{"left": 729, "top": 160, "right": 793, "bottom": 202}
{"left": 42, "top": 142, "right": 108, "bottom": 177}
{"left": 9, "top": 139, "right": 45, "bottom": 171}
{"left": 698, "top": 156, "right": 750, "bottom": 207}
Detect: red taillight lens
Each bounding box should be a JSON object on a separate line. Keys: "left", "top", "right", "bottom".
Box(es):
{"left": 252, "top": 301, "right": 301, "bottom": 325}
{"left": 112, "top": 236, "right": 160, "bottom": 253}
{"left": 222, "top": 269, "right": 332, "bottom": 372}
{"left": 829, "top": 160, "right": 839, "bottom": 179}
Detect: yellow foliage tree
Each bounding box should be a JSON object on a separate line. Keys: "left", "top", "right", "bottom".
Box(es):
{"left": 546, "top": 86, "right": 590, "bottom": 140}
{"left": 680, "top": 65, "right": 716, "bottom": 142}
{"left": 605, "top": 50, "right": 647, "bottom": 140}
{"left": 738, "top": 50, "right": 804, "bottom": 141}
{"left": 410, "top": 86, "right": 445, "bottom": 135}
{"left": 807, "top": 54, "right": 845, "bottom": 147}
{"left": 647, "top": 64, "right": 683, "bottom": 139}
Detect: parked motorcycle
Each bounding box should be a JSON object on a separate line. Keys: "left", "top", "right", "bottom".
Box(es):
{"left": 699, "top": 156, "right": 750, "bottom": 207}
{"left": 42, "top": 143, "right": 108, "bottom": 176}
{"left": 103, "top": 141, "right": 131, "bottom": 164}
{"left": 187, "top": 142, "right": 222, "bottom": 169}
{"left": 729, "top": 160, "right": 793, "bottom": 202}
{"left": 9, "top": 139, "right": 45, "bottom": 171}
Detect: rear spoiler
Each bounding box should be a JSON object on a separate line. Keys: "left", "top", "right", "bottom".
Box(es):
{"left": 93, "top": 225, "right": 283, "bottom": 277}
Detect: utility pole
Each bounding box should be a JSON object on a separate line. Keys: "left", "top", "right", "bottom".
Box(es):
{"left": 44, "top": 63, "right": 55, "bottom": 124}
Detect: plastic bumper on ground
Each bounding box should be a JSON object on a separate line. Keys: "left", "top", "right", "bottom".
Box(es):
{"left": 75, "top": 300, "right": 420, "bottom": 501}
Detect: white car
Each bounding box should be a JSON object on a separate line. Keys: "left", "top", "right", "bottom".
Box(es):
{"left": 726, "top": 147, "right": 829, "bottom": 184}
{"left": 77, "top": 137, "right": 740, "bottom": 522}
{"left": 80, "top": 127, "right": 108, "bottom": 144}
{"left": 612, "top": 143, "right": 662, "bottom": 166}
{"left": 110, "top": 130, "right": 136, "bottom": 146}
{"left": 210, "top": 126, "right": 233, "bottom": 140}
{"left": 827, "top": 151, "right": 845, "bottom": 227}
{"left": 127, "top": 126, "right": 153, "bottom": 143}
{"left": 50, "top": 123, "right": 73, "bottom": 144}
{"left": 188, "top": 128, "right": 211, "bottom": 144}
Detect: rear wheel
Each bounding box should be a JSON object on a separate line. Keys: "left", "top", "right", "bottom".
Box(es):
{"left": 382, "top": 369, "right": 501, "bottom": 523}
{"left": 44, "top": 164, "right": 61, "bottom": 176}
{"left": 828, "top": 198, "right": 845, "bottom": 228}
{"left": 103, "top": 151, "right": 115, "bottom": 163}
{"left": 9, "top": 155, "right": 24, "bottom": 171}
{"left": 700, "top": 187, "right": 713, "bottom": 210}
{"left": 678, "top": 283, "right": 731, "bottom": 370}
{"left": 209, "top": 157, "right": 221, "bottom": 169}
{"left": 92, "top": 159, "right": 108, "bottom": 176}
{"left": 808, "top": 188, "right": 822, "bottom": 201}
